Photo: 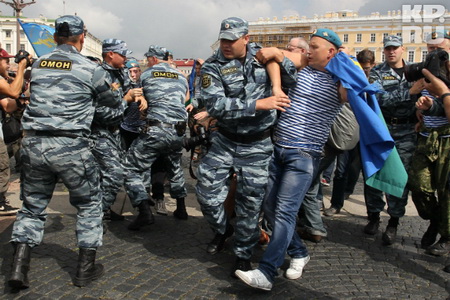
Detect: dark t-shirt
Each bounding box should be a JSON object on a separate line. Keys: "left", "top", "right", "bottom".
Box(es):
{"left": 392, "top": 67, "right": 404, "bottom": 78}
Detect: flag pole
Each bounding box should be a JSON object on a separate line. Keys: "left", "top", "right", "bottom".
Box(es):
{"left": 0, "top": 0, "right": 36, "bottom": 53}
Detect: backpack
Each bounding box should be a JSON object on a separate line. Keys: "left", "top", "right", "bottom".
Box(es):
{"left": 1, "top": 111, "right": 22, "bottom": 144}
{"left": 327, "top": 103, "right": 359, "bottom": 151}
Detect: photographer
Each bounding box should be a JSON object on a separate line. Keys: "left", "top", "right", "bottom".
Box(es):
{"left": 408, "top": 33, "right": 450, "bottom": 256}
{"left": 0, "top": 49, "right": 30, "bottom": 216}
{"left": 418, "top": 62, "right": 450, "bottom": 122}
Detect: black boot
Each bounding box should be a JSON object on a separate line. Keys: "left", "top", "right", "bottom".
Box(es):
{"left": 364, "top": 212, "right": 380, "bottom": 235}
{"left": 382, "top": 217, "right": 399, "bottom": 245}
{"left": 421, "top": 219, "right": 439, "bottom": 249}
{"left": 128, "top": 201, "right": 155, "bottom": 231}
{"left": 103, "top": 209, "right": 124, "bottom": 221}
{"left": 427, "top": 237, "right": 450, "bottom": 256}
{"left": 73, "top": 248, "right": 104, "bottom": 287}
{"left": 444, "top": 265, "right": 450, "bottom": 273}
{"left": 8, "top": 243, "right": 31, "bottom": 289}
{"left": 207, "top": 224, "right": 234, "bottom": 254}
{"left": 173, "top": 197, "right": 188, "bottom": 220}
{"left": 230, "top": 257, "right": 252, "bottom": 278}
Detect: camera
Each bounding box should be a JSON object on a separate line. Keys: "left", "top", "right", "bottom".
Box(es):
{"left": 405, "top": 49, "right": 449, "bottom": 86}
{"left": 183, "top": 125, "right": 209, "bottom": 151}
{"left": 14, "top": 50, "right": 34, "bottom": 68}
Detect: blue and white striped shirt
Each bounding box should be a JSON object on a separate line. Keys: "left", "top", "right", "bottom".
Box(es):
{"left": 421, "top": 89, "right": 449, "bottom": 132}
{"left": 274, "top": 66, "right": 342, "bottom": 153}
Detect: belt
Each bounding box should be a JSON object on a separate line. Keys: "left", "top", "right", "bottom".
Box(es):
{"left": 218, "top": 128, "right": 271, "bottom": 144}
{"left": 147, "top": 120, "right": 176, "bottom": 129}
{"left": 147, "top": 120, "right": 186, "bottom": 129}
{"left": 25, "top": 130, "right": 86, "bottom": 138}
{"left": 385, "top": 116, "right": 417, "bottom": 125}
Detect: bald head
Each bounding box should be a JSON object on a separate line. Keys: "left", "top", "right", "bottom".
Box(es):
{"left": 427, "top": 38, "right": 450, "bottom": 53}
{"left": 307, "top": 36, "right": 339, "bottom": 71}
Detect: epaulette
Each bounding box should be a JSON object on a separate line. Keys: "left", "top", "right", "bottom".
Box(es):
{"left": 250, "top": 42, "right": 262, "bottom": 51}
{"left": 205, "top": 56, "right": 216, "bottom": 64}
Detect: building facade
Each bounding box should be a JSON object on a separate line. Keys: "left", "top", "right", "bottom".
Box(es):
{"left": 0, "top": 14, "right": 102, "bottom": 59}
{"left": 249, "top": 9, "right": 450, "bottom": 63}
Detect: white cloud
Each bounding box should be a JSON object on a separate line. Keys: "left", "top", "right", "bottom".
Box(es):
{"left": 35, "top": 0, "right": 123, "bottom": 36}
{"left": 7, "top": 0, "right": 447, "bottom": 59}
{"left": 106, "top": 0, "right": 275, "bottom": 59}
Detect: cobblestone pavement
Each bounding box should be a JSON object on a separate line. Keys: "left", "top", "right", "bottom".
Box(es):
{"left": 0, "top": 160, "right": 449, "bottom": 299}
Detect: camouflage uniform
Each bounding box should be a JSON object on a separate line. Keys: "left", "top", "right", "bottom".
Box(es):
{"left": 197, "top": 41, "right": 296, "bottom": 259}
{"left": 367, "top": 59, "right": 416, "bottom": 219}
{"left": 409, "top": 123, "right": 450, "bottom": 238}
{"left": 0, "top": 133, "right": 10, "bottom": 210}
{"left": 409, "top": 86, "right": 450, "bottom": 241}
{"left": 0, "top": 97, "right": 10, "bottom": 206}
{"left": 92, "top": 39, "right": 131, "bottom": 212}
{"left": 10, "top": 38, "right": 122, "bottom": 248}
{"left": 124, "top": 52, "right": 188, "bottom": 207}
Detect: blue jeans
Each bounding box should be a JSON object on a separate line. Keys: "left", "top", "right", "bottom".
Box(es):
{"left": 258, "top": 145, "right": 320, "bottom": 282}
{"left": 298, "top": 145, "right": 338, "bottom": 236}
{"left": 322, "top": 158, "right": 335, "bottom": 182}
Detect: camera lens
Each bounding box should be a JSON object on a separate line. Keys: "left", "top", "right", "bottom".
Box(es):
{"left": 404, "top": 62, "right": 425, "bottom": 82}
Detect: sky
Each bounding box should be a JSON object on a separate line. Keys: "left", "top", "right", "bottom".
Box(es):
{"left": 1, "top": 0, "right": 448, "bottom": 60}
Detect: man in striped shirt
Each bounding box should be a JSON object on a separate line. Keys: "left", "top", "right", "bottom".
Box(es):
{"left": 235, "top": 28, "right": 347, "bottom": 291}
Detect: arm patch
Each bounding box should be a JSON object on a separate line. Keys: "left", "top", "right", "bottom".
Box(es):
{"left": 152, "top": 71, "right": 179, "bottom": 79}
{"left": 202, "top": 74, "right": 211, "bottom": 88}
{"left": 38, "top": 59, "right": 72, "bottom": 71}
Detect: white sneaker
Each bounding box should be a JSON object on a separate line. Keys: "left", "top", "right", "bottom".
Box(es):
{"left": 155, "top": 199, "right": 168, "bottom": 216}
{"left": 235, "top": 269, "right": 272, "bottom": 291}
{"left": 285, "top": 255, "right": 310, "bottom": 279}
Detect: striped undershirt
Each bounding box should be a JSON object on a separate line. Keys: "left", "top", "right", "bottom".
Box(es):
{"left": 420, "top": 89, "right": 450, "bottom": 137}
{"left": 274, "top": 66, "right": 342, "bottom": 153}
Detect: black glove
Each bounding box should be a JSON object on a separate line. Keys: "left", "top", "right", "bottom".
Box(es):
{"left": 14, "top": 50, "right": 33, "bottom": 68}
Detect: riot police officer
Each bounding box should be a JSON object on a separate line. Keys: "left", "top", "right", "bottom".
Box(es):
{"left": 9, "top": 15, "right": 122, "bottom": 288}
{"left": 124, "top": 45, "right": 189, "bottom": 230}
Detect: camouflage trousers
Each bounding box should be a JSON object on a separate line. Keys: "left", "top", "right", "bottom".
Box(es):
{"left": 196, "top": 133, "right": 273, "bottom": 260}
{"left": 91, "top": 128, "right": 125, "bottom": 210}
{"left": 408, "top": 125, "right": 450, "bottom": 238}
{"left": 11, "top": 135, "right": 103, "bottom": 248}
{"left": 364, "top": 124, "right": 417, "bottom": 218}
{"left": 0, "top": 138, "right": 10, "bottom": 200}
{"left": 124, "top": 126, "right": 186, "bottom": 207}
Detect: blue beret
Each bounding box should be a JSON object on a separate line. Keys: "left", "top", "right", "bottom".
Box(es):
{"left": 125, "top": 59, "right": 140, "bottom": 69}
{"left": 425, "top": 31, "right": 449, "bottom": 44}
{"left": 311, "top": 28, "right": 342, "bottom": 48}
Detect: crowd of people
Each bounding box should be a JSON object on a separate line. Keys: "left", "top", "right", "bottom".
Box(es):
{"left": 1, "top": 14, "right": 449, "bottom": 292}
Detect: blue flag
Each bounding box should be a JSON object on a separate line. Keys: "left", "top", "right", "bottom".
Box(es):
{"left": 18, "top": 19, "right": 56, "bottom": 57}
{"left": 325, "top": 52, "right": 408, "bottom": 198}
{"left": 188, "top": 60, "right": 197, "bottom": 99}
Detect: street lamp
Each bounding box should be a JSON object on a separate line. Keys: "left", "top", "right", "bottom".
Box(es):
{"left": 0, "top": 0, "right": 36, "bottom": 52}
